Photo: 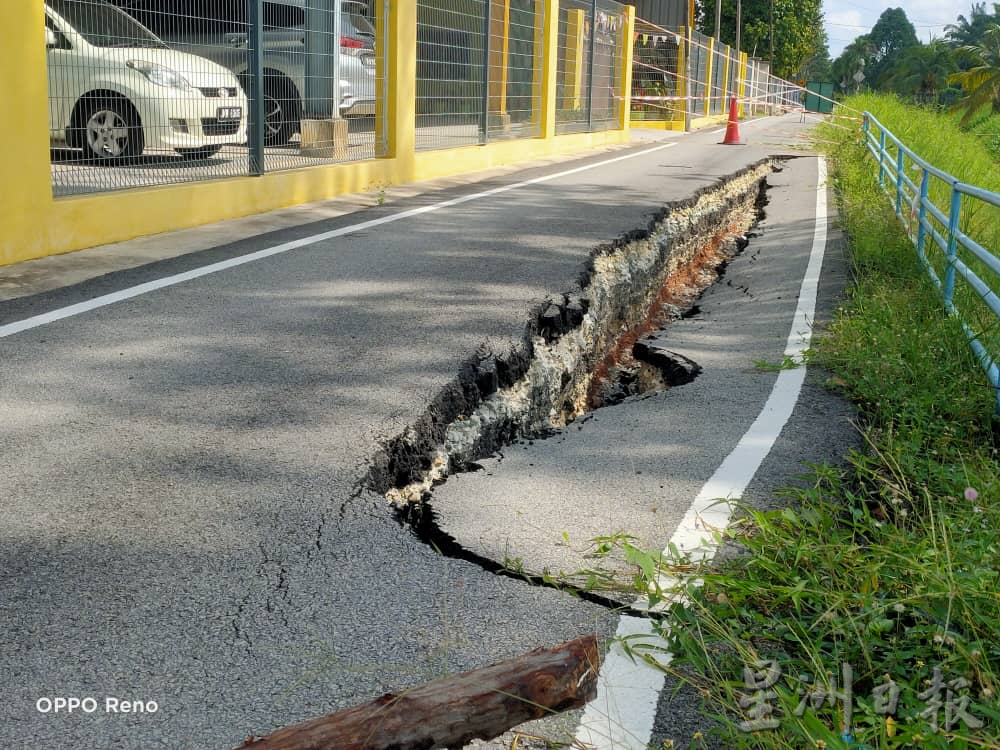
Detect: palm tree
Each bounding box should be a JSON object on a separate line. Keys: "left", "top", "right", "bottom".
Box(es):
{"left": 886, "top": 42, "right": 957, "bottom": 101}
{"left": 949, "top": 24, "right": 1000, "bottom": 122}
{"left": 945, "top": 3, "right": 1000, "bottom": 48}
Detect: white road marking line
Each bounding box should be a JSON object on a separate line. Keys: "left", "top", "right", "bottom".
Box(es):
{"left": 575, "top": 156, "right": 828, "bottom": 750}
{"left": 0, "top": 142, "right": 677, "bottom": 340}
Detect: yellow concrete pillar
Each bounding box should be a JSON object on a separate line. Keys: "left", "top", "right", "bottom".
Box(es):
{"left": 704, "top": 37, "right": 714, "bottom": 116}
{"left": 676, "top": 27, "right": 688, "bottom": 127}
{"left": 540, "top": 0, "right": 560, "bottom": 138}
{"left": 1, "top": 2, "right": 54, "bottom": 266}
{"left": 488, "top": 0, "right": 512, "bottom": 122}
{"left": 738, "top": 52, "right": 748, "bottom": 117}
{"left": 563, "top": 8, "right": 586, "bottom": 111}
{"left": 721, "top": 44, "right": 731, "bottom": 105}
{"left": 618, "top": 4, "right": 635, "bottom": 132}
{"left": 382, "top": 0, "right": 416, "bottom": 174}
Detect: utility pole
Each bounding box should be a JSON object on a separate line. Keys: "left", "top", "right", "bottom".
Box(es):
{"left": 714, "top": 0, "right": 721, "bottom": 40}
{"left": 735, "top": 0, "right": 741, "bottom": 55}
{"left": 769, "top": 0, "right": 774, "bottom": 64}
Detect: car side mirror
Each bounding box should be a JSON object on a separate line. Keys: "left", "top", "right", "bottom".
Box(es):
{"left": 46, "top": 27, "right": 58, "bottom": 48}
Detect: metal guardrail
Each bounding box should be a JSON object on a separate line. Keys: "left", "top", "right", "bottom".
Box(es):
{"left": 862, "top": 111, "right": 1000, "bottom": 414}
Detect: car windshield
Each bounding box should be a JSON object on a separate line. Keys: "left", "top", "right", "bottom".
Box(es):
{"left": 48, "top": 0, "right": 166, "bottom": 48}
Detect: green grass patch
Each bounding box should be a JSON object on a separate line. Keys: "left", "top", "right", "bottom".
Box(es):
{"left": 586, "top": 97, "right": 1000, "bottom": 748}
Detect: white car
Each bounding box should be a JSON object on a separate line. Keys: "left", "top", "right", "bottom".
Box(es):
{"left": 46, "top": 0, "right": 249, "bottom": 161}
{"left": 114, "top": 0, "right": 377, "bottom": 146}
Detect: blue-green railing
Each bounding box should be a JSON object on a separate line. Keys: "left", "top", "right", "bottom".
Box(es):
{"left": 862, "top": 111, "right": 1000, "bottom": 415}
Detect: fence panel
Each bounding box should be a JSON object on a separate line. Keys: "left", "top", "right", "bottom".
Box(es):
{"left": 492, "top": 0, "right": 544, "bottom": 139}
{"left": 709, "top": 42, "right": 725, "bottom": 114}
{"left": 415, "top": 0, "right": 486, "bottom": 150}
{"left": 689, "top": 30, "right": 708, "bottom": 114}
{"left": 555, "top": 0, "right": 592, "bottom": 134}
{"left": 262, "top": 0, "right": 388, "bottom": 172}
{"left": 47, "top": 0, "right": 252, "bottom": 196}
{"left": 415, "top": 0, "right": 543, "bottom": 150}
{"left": 590, "top": 1, "right": 626, "bottom": 128}
{"left": 631, "top": 22, "right": 681, "bottom": 124}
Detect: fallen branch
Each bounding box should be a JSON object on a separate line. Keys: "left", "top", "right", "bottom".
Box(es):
{"left": 238, "top": 634, "right": 599, "bottom": 750}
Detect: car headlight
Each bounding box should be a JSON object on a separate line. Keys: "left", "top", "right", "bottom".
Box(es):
{"left": 126, "top": 60, "right": 192, "bottom": 90}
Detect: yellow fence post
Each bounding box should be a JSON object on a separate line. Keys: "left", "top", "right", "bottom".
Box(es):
{"left": 541, "top": 0, "right": 560, "bottom": 139}
{"left": 1, "top": 2, "right": 54, "bottom": 266}
{"left": 704, "top": 37, "right": 714, "bottom": 116}
{"left": 489, "top": 0, "right": 512, "bottom": 128}
{"left": 383, "top": 0, "right": 417, "bottom": 174}
{"left": 618, "top": 4, "right": 635, "bottom": 132}
{"left": 563, "top": 8, "right": 585, "bottom": 111}
{"left": 675, "top": 26, "right": 687, "bottom": 128}
{"left": 739, "top": 52, "right": 748, "bottom": 117}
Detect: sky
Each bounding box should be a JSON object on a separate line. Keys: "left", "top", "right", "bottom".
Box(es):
{"left": 824, "top": 0, "right": 972, "bottom": 57}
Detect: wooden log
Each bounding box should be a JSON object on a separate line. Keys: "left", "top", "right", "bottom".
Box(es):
{"left": 238, "top": 634, "right": 599, "bottom": 750}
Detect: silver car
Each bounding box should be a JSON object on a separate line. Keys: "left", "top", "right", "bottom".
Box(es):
{"left": 114, "top": 0, "right": 377, "bottom": 145}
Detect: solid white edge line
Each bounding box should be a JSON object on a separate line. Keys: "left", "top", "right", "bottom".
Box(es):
{"left": 575, "top": 156, "right": 828, "bottom": 750}
{"left": 0, "top": 142, "right": 677, "bottom": 340}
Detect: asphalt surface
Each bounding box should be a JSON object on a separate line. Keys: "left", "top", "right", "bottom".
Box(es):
{"left": 1, "top": 115, "right": 840, "bottom": 749}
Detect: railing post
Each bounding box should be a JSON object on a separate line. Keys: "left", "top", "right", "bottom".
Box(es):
{"left": 895, "top": 146, "right": 904, "bottom": 217}
{"left": 248, "top": 0, "right": 265, "bottom": 176}
{"left": 540, "top": 0, "right": 559, "bottom": 139}
{"left": 587, "top": 0, "right": 597, "bottom": 130}
{"left": 916, "top": 168, "right": 930, "bottom": 258}
{"left": 480, "top": 1, "right": 492, "bottom": 143}
{"left": 878, "top": 129, "right": 887, "bottom": 187}
{"left": 383, "top": 0, "right": 416, "bottom": 171}
{"left": 618, "top": 4, "right": 635, "bottom": 132}
{"left": 703, "top": 37, "right": 714, "bottom": 116}
{"left": 944, "top": 184, "right": 961, "bottom": 310}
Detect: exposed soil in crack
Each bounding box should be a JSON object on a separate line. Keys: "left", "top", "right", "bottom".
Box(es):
{"left": 357, "top": 161, "right": 777, "bottom": 596}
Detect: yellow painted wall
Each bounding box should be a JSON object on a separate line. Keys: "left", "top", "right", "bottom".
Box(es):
{"left": 2, "top": 0, "right": 633, "bottom": 268}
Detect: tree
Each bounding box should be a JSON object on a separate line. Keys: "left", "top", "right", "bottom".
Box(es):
{"left": 832, "top": 36, "right": 874, "bottom": 94}
{"left": 697, "top": 0, "right": 825, "bottom": 78}
{"left": 800, "top": 28, "right": 833, "bottom": 81}
{"left": 867, "top": 7, "right": 921, "bottom": 84}
{"left": 949, "top": 23, "right": 1000, "bottom": 121}
{"left": 885, "top": 41, "right": 958, "bottom": 101}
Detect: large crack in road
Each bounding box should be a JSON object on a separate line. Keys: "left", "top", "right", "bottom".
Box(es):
{"left": 360, "top": 161, "right": 778, "bottom": 595}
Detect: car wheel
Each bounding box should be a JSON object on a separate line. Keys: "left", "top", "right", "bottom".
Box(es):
{"left": 263, "top": 77, "right": 299, "bottom": 146}
{"left": 82, "top": 99, "right": 143, "bottom": 162}
{"left": 176, "top": 146, "right": 222, "bottom": 160}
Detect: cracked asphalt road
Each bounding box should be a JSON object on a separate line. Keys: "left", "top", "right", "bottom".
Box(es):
{"left": 2, "top": 116, "right": 816, "bottom": 749}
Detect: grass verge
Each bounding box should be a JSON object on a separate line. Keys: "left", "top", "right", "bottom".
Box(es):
{"left": 609, "top": 97, "right": 1000, "bottom": 748}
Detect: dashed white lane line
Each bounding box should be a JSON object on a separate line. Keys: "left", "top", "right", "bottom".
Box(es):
{"left": 0, "top": 142, "right": 676, "bottom": 340}
{"left": 575, "top": 156, "right": 829, "bottom": 750}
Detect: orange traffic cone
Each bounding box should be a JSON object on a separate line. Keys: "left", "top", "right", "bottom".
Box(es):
{"left": 720, "top": 96, "right": 744, "bottom": 145}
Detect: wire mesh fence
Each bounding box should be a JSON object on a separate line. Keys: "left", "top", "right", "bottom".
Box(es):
{"left": 631, "top": 22, "right": 681, "bottom": 124}
{"left": 555, "top": 0, "right": 591, "bottom": 134}
{"left": 554, "top": 0, "right": 626, "bottom": 135}
{"left": 629, "top": 16, "right": 812, "bottom": 127}
{"left": 591, "top": 1, "right": 626, "bottom": 129}
{"left": 45, "top": 0, "right": 631, "bottom": 197}
{"left": 46, "top": 0, "right": 386, "bottom": 196}
{"left": 47, "top": 0, "right": 251, "bottom": 195}
{"left": 415, "top": 0, "right": 543, "bottom": 151}
{"left": 689, "top": 29, "right": 708, "bottom": 115}
{"left": 709, "top": 41, "right": 725, "bottom": 114}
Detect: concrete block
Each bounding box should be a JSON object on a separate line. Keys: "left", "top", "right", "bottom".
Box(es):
{"left": 299, "top": 118, "right": 349, "bottom": 159}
